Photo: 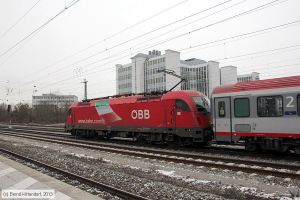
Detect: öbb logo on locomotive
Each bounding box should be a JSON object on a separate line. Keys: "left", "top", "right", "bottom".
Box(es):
{"left": 131, "top": 109, "right": 150, "bottom": 119}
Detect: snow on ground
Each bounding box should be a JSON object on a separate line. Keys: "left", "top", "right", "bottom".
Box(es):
{"left": 0, "top": 135, "right": 299, "bottom": 200}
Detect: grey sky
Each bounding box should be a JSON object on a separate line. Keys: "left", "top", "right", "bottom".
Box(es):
{"left": 0, "top": 0, "right": 299, "bottom": 104}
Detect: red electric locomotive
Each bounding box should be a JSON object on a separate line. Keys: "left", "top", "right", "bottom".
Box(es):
{"left": 65, "top": 90, "right": 212, "bottom": 145}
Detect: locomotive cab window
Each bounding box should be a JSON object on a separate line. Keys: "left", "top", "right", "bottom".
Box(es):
{"left": 234, "top": 98, "right": 250, "bottom": 117}
{"left": 297, "top": 94, "right": 300, "bottom": 116}
{"left": 218, "top": 101, "right": 226, "bottom": 117}
{"left": 176, "top": 99, "right": 190, "bottom": 111}
{"left": 257, "top": 96, "right": 283, "bottom": 117}
{"left": 192, "top": 96, "right": 210, "bottom": 113}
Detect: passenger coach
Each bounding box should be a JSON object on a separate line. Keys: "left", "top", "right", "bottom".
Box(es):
{"left": 212, "top": 75, "right": 300, "bottom": 154}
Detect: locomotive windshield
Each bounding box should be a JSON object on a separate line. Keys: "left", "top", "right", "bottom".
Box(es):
{"left": 192, "top": 96, "right": 210, "bottom": 113}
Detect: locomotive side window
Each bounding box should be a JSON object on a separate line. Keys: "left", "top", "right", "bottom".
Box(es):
{"left": 257, "top": 96, "right": 283, "bottom": 117}
{"left": 218, "top": 101, "right": 226, "bottom": 117}
{"left": 176, "top": 99, "right": 190, "bottom": 111}
{"left": 298, "top": 94, "right": 300, "bottom": 116}
{"left": 234, "top": 98, "right": 250, "bottom": 117}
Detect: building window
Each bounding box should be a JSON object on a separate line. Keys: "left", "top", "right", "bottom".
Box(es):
{"left": 176, "top": 99, "right": 190, "bottom": 111}
{"left": 257, "top": 96, "right": 283, "bottom": 117}
{"left": 218, "top": 101, "right": 226, "bottom": 117}
{"left": 234, "top": 98, "right": 250, "bottom": 117}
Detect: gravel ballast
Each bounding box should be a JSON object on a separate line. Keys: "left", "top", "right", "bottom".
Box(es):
{"left": 0, "top": 135, "right": 299, "bottom": 200}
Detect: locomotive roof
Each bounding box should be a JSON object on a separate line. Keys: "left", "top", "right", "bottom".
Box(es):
{"left": 213, "top": 75, "right": 300, "bottom": 94}
{"left": 78, "top": 90, "right": 205, "bottom": 104}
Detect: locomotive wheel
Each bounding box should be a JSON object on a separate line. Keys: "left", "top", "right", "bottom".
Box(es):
{"left": 70, "top": 129, "right": 76, "bottom": 136}
{"left": 277, "top": 145, "right": 289, "bottom": 153}
{"left": 167, "top": 136, "right": 183, "bottom": 147}
{"left": 295, "top": 146, "right": 300, "bottom": 155}
{"left": 137, "top": 136, "right": 146, "bottom": 145}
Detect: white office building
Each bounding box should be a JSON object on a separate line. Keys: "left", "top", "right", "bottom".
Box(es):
{"left": 220, "top": 66, "right": 238, "bottom": 85}
{"left": 116, "top": 49, "right": 220, "bottom": 97}
{"left": 180, "top": 59, "right": 220, "bottom": 96}
{"left": 237, "top": 72, "right": 260, "bottom": 82}
{"left": 32, "top": 93, "right": 78, "bottom": 108}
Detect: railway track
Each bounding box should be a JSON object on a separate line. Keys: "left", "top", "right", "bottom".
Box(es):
{"left": 0, "top": 123, "right": 64, "bottom": 132}
{"left": 1, "top": 128, "right": 300, "bottom": 180}
{"left": 0, "top": 147, "right": 149, "bottom": 200}
{"left": 0, "top": 125, "right": 299, "bottom": 160}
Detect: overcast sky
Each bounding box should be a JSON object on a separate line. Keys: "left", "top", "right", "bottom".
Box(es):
{"left": 0, "top": 0, "right": 300, "bottom": 104}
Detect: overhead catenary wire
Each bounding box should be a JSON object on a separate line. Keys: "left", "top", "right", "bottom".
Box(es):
{"left": 12, "top": 1, "right": 296, "bottom": 97}
{"left": 79, "top": 0, "right": 287, "bottom": 74}
{"left": 238, "top": 62, "right": 300, "bottom": 76}
{"left": 219, "top": 46, "right": 300, "bottom": 64}
{"left": 123, "top": 0, "right": 250, "bottom": 53}
{"left": 35, "top": 42, "right": 300, "bottom": 95}
{"left": 17, "top": 0, "right": 236, "bottom": 87}
{"left": 16, "top": 0, "right": 191, "bottom": 80}
{"left": 0, "top": 0, "right": 80, "bottom": 60}
{"left": 21, "top": 30, "right": 300, "bottom": 96}
{"left": 215, "top": 44, "right": 300, "bottom": 62}
{"left": 53, "top": 0, "right": 234, "bottom": 67}
{"left": 0, "top": 26, "right": 44, "bottom": 67}
{"left": 25, "top": 24, "right": 299, "bottom": 95}
{"left": 59, "top": 55, "right": 300, "bottom": 94}
{"left": 19, "top": 0, "right": 284, "bottom": 89}
{"left": 22, "top": 0, "right": 235, "bottom": 82}
{"left": 180, "top": 19, "right": 300, "bottom": 53}
{"left": 129, "top": 0, "right": 285, "bottom": 56}
{"left": 66, "top": 58, "right": 300, "bottom": 99}
{"left": 0, "top": 0, "right": 41, "bottom": 41}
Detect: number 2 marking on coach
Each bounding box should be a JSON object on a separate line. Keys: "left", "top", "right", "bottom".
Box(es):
{"left": 286, "top": 96, "right": 294, "bottom": 108}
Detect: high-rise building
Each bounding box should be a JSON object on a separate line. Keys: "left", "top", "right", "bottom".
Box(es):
{"left": 116, "top": 49, "right": 220, "bottom": 97}
{"left": 180, "top": 58, "right": 220, "bottom": 96}
{"left": 220, "top": 66, "right": 237, "bottom": 85}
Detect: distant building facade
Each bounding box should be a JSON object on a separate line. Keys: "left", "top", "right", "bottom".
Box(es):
{"left": 116, "top": 49, "right": 261, "bottom": 97}
{"left": 180, "top": 59, "right": 220, "bottom": 96}
{"left": 220, "top": 66, "right": 237, "bottom": 85}
{"left": 237, "top": 72, "right": 260, "bottom": 82}
{"left": 116, "top": 49, "right": 220, "bottom": 97}
{"left": 32, "top": 94, "right": 78, "bottom": 108}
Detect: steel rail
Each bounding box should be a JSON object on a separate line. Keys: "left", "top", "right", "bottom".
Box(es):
{"left": 0, "top": 147, "right": 149, "bottom": 200}
{"left": 0, "top": 129, "right": 300, "bottom": 179}
{"left": 1, "top": 128, "right": 299, "bottom": 170}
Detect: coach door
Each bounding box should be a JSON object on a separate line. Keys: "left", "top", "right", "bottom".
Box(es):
{"left": 214, "top": 97, "right": 233, "bottom": 142}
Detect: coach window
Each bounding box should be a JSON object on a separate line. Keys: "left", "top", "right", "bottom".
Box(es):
{"left": 218, "top": 101, "right": 226, "bottom": 117}
{"left": 176, "top": 99, "right": 190, "bottom": 111}
{"left": 257, "top": 96, "right": 283, "bottom": 117}
{"left": 234, "top": 98, "right": 250, "bottom": 117}
{"left": 297, "top": 94, "right": 300, "bottom": 116}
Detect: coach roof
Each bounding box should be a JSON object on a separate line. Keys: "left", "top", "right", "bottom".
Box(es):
{"left": 213, "top": 75, "right": 300, "bottom": 94}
